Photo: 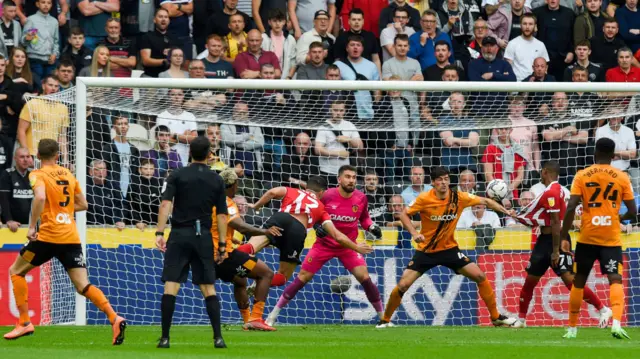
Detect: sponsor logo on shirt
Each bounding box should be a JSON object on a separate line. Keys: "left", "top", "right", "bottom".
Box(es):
{"left": 330, "top": 214, "right": 358, "bottom": 222}
{"left": 430, "top": 214, "right": 458, "bottom": 221}
{"left": 13, "top": 189, "right": 33, "bottom": 199}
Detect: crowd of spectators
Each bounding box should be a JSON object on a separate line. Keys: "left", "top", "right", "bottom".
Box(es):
{"left": 1, "top": 0, "right": 640, "bottom": 239}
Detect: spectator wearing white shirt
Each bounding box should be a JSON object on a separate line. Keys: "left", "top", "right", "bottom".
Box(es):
{"left": 457, "top": 204, "right": 502, "bottom": 229}
{"left": 529, "top": 180, "right": 570, "bottom": 198}
{"left": 314, "top": 100, "right": 363, "bottom": 186}
{"left": 379, "top": 8, "right": 415, "bottom": 62}
{"left": 595, "top": 108, "right": 637, "bottom": 172}
{"left": 504, "top": 13, "right": 549, "bottom": 81}
{"left": 506, "top": 190, "right": 535, "bottom": 227}
{"left": 289, "top": 0, "right": 336, "bottom": 38}
{"left": 155, "top": 89, "right": 198, "bottom": 166}
{"left": 295, "top": 9, "right": 336, "bottom": 66}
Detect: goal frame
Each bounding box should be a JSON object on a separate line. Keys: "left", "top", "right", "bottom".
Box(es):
{"left": 72, "top": 77, "right": 640, "bottom": 326}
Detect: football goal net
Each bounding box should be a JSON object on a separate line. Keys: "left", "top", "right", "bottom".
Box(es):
{"left": 24, "top": 78, "right": 640, "bottom": 327}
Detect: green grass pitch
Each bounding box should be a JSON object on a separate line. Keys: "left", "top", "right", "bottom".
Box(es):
{"left": 1, "top": 325, "right": 640, "bottom": 358}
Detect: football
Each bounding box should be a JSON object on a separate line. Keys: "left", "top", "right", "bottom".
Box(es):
{"left": 486, "top": 179, "right": 509, "bottom": 201}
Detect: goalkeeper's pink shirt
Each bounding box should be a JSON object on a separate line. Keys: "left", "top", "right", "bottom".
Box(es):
{"left": 318, "top": 188, "right": 373, "bottom": 249}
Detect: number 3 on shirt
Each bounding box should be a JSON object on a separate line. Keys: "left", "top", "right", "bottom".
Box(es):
{"left": 58, "top": 180, "right": 70, "bottom": 207}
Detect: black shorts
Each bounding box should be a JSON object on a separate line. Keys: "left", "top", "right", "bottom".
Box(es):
{"left": 263, "top": 212, "right": 308, "bottom": 264}
{"left": 574, "top": 242, "right": 623, "bottom": 277}
{"left": 20, "top": 241, "right": 86, "bottom": 270}
{"left": 161, "top": 227, "right": 216, "bottom": 285}
{"left": 526, "top": 233, "right": 573, "bottom": 277}
{"left": 215, "top": 250, "right": 257, "bottom": 283}
{"left": 406, "top": 247, "right": 473, "bottom": 274}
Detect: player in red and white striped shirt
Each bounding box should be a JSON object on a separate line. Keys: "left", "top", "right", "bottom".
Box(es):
{"left": 515, "top": 161, "right": 611, "bottom": 327}
{"left": 237, "top": 176, "right": 372, "bottom": 288}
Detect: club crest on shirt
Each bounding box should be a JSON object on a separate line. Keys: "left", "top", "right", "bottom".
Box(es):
{"left": 29, "top": 173, "right": 37, "bottom": 188}
{"left": 547, "top": 198, "right": 555, "bottom": 208}
{"left": 352, "top": 205, "right": 358, "bottom": 213}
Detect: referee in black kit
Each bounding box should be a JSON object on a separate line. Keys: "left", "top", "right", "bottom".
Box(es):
{"left": 154, "top": 136, "right": 229, "bottom": 349}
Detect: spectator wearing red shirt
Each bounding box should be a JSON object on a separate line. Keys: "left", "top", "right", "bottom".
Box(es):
{"left": 340, "top": 0, "right": 388, "bottom": 37}
{"left": 606, "top": 47, "right": 640, "bottom": 82}
{"left": 482, "top": 127, "right": 527, "bottom": 201}
{"left": 233, "top": 29, "right": 281, "bottom": 79}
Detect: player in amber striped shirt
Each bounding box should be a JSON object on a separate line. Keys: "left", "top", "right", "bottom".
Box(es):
{"left": 377, "top": 166, "right": 519, "bottom": 328}
{"left": 560, "top": 138, "right": 637, "bottom": 339}
{"left": 211, "top": 168, "right": 282, "bottom": 331}
{"left": 3, "top": 139, "right": 126, "bottom": 344}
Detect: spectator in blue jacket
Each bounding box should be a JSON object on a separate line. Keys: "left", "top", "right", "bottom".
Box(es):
{"left": 407, "top": 9, "right": 454, "bottom": 70}
{"left": 467, "top": 36, "right": 516, "bottom": 111}
{"left": 468, "top": 36, "right": 516, "bottom": 82}
{"left": 616, "top": 0, "right": 640, "bottom": 54}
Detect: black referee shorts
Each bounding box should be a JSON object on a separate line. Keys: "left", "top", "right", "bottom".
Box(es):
{"left": 162, "top": 227, "right": 216, "bottom": 285}
{"left": 263, "top": 212, "right": 308, "bottom": 264}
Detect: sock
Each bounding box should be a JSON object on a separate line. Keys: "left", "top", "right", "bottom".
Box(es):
{"left": 271, "top": 273, "right": 287, "bottom": 287}
{"left": 11, "top": 274, "right": 31, "bottom": 325}
{"left": 205, "top": 295, "right": 222, "bottom": 339}
{"left": 383, "top": 286, "right": 405, "bottom": 322}
{"left": 250, "top": 301, "right": 265, "bottom": 322}
{"left": 161, "top": 294, "right": 176, "bottom": 338}
{"left": 518, "top": 277, "right": 537, "bottom": 320}
{"left": 568, "top": 286, "right": 584, "bottom": 327}
{"left": 610, "top": 283, "right": 624, "bottom": 322}
{"left": 239, "top": 307, "right": 251, "bottom": 324}
{"left": 478, "top": 279, "right": 500, "bottom": 321}
{"left": 276, "top": 277, "right": 307, "bottom": 309}
{"left": 565, "top": 282, "right": 604, "bottom": 311}
{"left": 237, "top": 244, "right": 255, "bottom": 255}
{"left": 361, "top": 278, "right": 384, "bottom": 316}
{"left": 82, "top": 284, "right": 117, "bottom": 324}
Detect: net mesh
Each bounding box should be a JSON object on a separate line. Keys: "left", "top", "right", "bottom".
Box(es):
{"left": 26, "top": 81, "right": 640, "bottom": 326}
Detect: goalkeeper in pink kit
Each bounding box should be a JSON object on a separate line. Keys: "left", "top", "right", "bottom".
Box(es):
{"left": 267, "top": 165, "right": 385, "bottom": 326}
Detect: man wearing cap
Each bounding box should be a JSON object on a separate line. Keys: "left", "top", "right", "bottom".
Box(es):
{"left": 468, "top": 36, "right": 516, "bottom": 82}
{"left": 296, "top": 10, "right": 336, "bottom": 66}
{"left": 289, "top": 0, "right": 336, "bottom": 40}
{"left": 468, "top": 36, "right": 516, "bottom": 113}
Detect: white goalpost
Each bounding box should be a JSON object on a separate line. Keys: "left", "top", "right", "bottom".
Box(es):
{"left": 24, "top": 77, "right": 640, "bottom": 327}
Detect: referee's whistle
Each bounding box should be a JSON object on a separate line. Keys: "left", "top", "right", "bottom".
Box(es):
{"left": 195, "top": 220, "right": 201, "bottom": 237}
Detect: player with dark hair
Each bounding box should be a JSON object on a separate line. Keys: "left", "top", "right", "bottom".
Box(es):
{"left": 4, "top": 139, "right": 126, "bottom": 344}
{"left": 377, "top": 166, "right": 519, "bottom": 328}
{"left": 212, "top": 167, "right": 282, "bottom": 331}
{"left": 560, "top": 138, "right": 637, "bottom": 339}
{"left": 237, "top": 175, "right": 369, "bottom": 288}
{"left": 515, "top": 161, "right": 611, "bottom": 327}
{"left": 266, "top": 165, "right": 384, "bottom": 326}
